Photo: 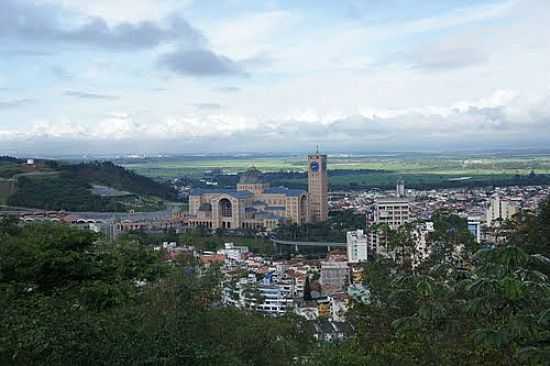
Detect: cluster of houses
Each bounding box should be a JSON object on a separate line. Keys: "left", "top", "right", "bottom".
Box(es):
{"left": 157, "top": 241, "right": 361, "bottom": 342}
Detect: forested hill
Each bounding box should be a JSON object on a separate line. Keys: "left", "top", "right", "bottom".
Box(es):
{"left": 1, "top": 158, "right": 177, "bottom": 211}
{"left": 60, "top": 161, "right": 177, "bottom": 200}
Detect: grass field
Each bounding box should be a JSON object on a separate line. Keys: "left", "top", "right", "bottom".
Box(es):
{"left": 117, "top": 153, "right": 550, "bottom": 190}
{"left": 118, "top": 156, "right": 307, "bottom": 178}
{"left": 272, "top": 173, "right": 531, "bottom": 190}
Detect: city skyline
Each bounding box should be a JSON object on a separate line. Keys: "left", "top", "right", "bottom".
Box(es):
{"left": 1, "top": 0, "right": 549, "bottom": 155}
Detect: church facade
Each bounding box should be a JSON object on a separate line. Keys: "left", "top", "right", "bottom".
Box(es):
{"left": 188, "top": 153, "right": 329, "bottom": 231}
{"left": 188, "top": 167, "right": 309, "bottom": 231}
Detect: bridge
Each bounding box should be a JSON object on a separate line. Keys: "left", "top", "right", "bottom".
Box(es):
{"left": 270, "top": 238, "right": 347, "bottom": 252}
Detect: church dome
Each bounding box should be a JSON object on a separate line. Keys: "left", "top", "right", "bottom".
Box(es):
{"left": 239, "top": 167, "right": 265, "bottom": 184}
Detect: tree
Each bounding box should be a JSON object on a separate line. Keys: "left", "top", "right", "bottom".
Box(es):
{"left": 351, "top": 204, "right": 550, "bottom": 364}
{"left": 1, "top": 220, "right": 315, "bottom": 365}
{"left": 428, "top": 212, "right": 478, "bottom": 269}
{"left": 304, "top": 276, "right": 313, "bottom": 301}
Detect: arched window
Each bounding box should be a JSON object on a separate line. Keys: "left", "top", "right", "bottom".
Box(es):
{"left": 219, "top": 198, "right": 232, "bottom": 218}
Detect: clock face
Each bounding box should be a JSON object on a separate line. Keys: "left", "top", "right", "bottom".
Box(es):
{"left": 310, "top": 161, "right": 319, "bottom": 172}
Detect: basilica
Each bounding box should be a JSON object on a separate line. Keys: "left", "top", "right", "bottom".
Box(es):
{"left": 188, "top": 152, "right": 328, "bottom": 231}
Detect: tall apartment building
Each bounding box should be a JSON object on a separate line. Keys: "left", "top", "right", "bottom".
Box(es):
{"left": 396, "top": 179, "right": 405, "bottom": 198}
{"left": 308, "top": 150, "right": 328, "bottom": 222}
{"left": 320, "top": 261, "right": 349, "bottom": 295}
{"left": 367, "top": 197, "right": 413, "bottom": 256}
{"left": 373, "top": 197, "right": 412, "bottom": 228}
{"left": 467, "top": 218, "right": 481, "bottom": 243}
{"left": 346, "top": 229, "right": 368, "bottom": 263}
{"left": 486, "top": 196, "right": 520, "bottom": 226}
{"left": 411, "top": 221, "right": 434, "bottom": 267}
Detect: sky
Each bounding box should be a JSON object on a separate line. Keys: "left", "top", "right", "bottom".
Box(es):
{"left": 0, "top": 0, "right": 549, "bottom": 155}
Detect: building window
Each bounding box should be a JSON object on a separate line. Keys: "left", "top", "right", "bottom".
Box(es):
{"left": 219, "top": 198, "right": 232, "bottom": 218}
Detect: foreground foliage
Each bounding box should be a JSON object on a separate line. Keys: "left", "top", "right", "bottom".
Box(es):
{"left": 339, "top": 202, "right": 550, "bottom": 365}
{"left": 2, "top": 198, "right": 550, "bottom": 365}
{"left": 0, "top": 219, "right": 312, "bottom": 365}
{"left": 275, "top": 210, "right": 366, "bottom": 242}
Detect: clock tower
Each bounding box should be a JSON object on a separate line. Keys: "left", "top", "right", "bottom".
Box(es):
{"left": 307, "top": 148, "right": 328, "bottom": 222}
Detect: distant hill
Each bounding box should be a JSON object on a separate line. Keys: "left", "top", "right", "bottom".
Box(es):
{"left": 60, "top": 161, "right": 177, "bottom": 200}
{"left": 1, "top": 158, "right": 177, "bottom": 212}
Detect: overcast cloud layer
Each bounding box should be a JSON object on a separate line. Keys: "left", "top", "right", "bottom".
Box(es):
{"left": 0, "top": 0, "right": 549, "bottom": 155}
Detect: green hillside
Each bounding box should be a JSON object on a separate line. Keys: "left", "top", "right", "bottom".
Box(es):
{"left": 1, "top": 157, "right": 177, "bottom": 212}
{"left": 60, "top": 161, "right": 177, "bottom": 200}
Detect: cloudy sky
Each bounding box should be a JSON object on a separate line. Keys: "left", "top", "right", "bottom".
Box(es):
{"left": 0, "top": 0, "right": 549, "bottom": 155}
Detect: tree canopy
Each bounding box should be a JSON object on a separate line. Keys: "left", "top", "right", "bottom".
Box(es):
{"left": 2, "top": 198, "right": 550, "bottom": 365}
{"left": 0, "top": 218, "right": 313, "bottom": 365}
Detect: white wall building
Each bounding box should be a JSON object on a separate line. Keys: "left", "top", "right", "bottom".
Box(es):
{"left": 218, "top": 242, "right": 249, "bottom": 262}
{"left": 412, "top": 222, "right": 434, "bottom": 267}
{"left": 396, "top": 179, "right": 406, "bottom": 198}
{"left": 467, "top": 218, "right": 481, "bottom": 243}
{"left": 368, "top": 197, "right": 413, "bottom": 256}
{"left": 346, "top": 229, "right": 368, "bottom": 263}
{"left": 486, "top": 196, "right": 520, "bottom": 226}
{"left": 320, "top": 261, "right": 349, "bottom": 294}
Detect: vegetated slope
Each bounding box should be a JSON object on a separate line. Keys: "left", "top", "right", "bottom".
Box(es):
{"left": 4, "top": 159, "right": 177, "bottom": 212}
{"left": 8, "top": 174, "right": 127, "bottom": 211}
{"left": 0, "top": 179, "right": 16, "bottom": 205}
{"left": 60, "top": 161, "right": 177, "bottom": 200}
{"left": 0, "top": 156, "right": 37, "bottom": 178}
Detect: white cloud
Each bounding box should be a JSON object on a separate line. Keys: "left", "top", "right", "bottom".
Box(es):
{"left": 39, "top": 0, "right": 192, "bottom": 24}
{"left": 383, "top": 0, "right": 517, "bottom": 36}
{"left": 1, "top": 89, "right": 548, "bottom": 154}
{"left": 2, "top": 0, "right": 550, "bottom": 154}
{"left": 205, "top": 10, "right": 300, "bottom": 60}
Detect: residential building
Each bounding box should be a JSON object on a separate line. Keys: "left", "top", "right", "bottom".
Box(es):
{"left": 486, "top": 196, "right": 520, "bottom": 226}
{"left": 320, "top": 261, "right": 349, "bottom": 294}
{"left": 467, "top": 218, "right": 481, "bottom": 243}
{"left": 411, "top": 221, "right": 434, "bottom": 267}
{"left": 223, "top": 275, "right": 294, "bottom": 316}
{"left": 218, "top": 242, "right": 249, "bottom": 262}
{"left": 347, "top": 284, "right": 370, "bottom": 304}
{"left": 373, "top": 197, "right": 412, "bottom": 227}
{"left": 396, "top": 179, "right": 405, "bottom": 198}
{"left": 367, "top": 197, "right": 413, "bottom": 255}
{"left": 346, "top": 229, "right": 368, "bottom": 263}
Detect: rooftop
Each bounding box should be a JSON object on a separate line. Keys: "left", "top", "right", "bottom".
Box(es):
{"left": 239, "top": 167, "right": 265, "bottom": 184}
{"left": 264, "top": 187, "right": 306, "bottom": 197}
{"left": 190, "top": 188, "right": 254, "bottom": 199}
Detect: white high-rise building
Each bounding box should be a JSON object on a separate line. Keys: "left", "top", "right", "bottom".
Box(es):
{"left": 486, "top": 196, "right": 519, "bottom": 226}
{"left": 373, "top": 197, "right": 412, "bottom": 227}
{"left": 320, "top": 261, "right": 350, "bottom": 295}
{"left": 368, "top": 197, "right": 413, "bottom": 256}
{"left": 467, "top": 218, "right": 481, "bottom": 243}
{"left": 346, "top": 229, "right": 368, "bottom": 263}
{"left": 411, "top": 222, "right": 434, "bottom": 267}
{"left": 396, "top": 179, "right": 405, "bottom": 198}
